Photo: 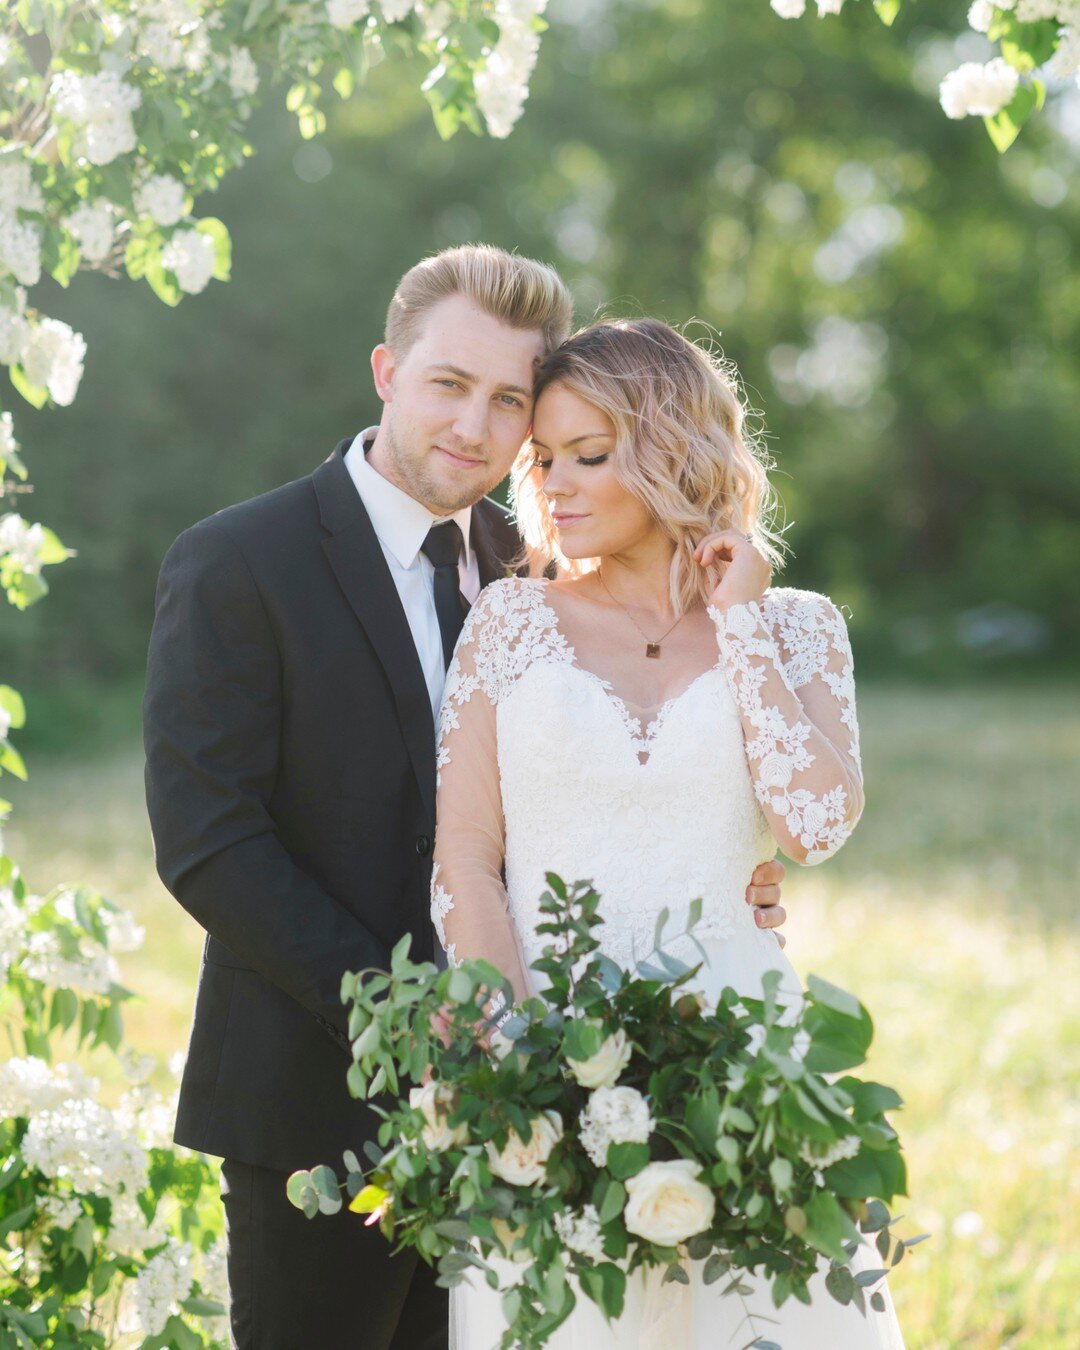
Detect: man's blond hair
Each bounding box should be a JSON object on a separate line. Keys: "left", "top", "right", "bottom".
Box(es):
{"left": 385, "top": 244, "right": 573, "bottom": 359}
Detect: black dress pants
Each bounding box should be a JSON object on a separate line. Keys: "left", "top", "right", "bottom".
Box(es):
{"left": 221, "top": 1158, "right": 447, "bottom": 1350}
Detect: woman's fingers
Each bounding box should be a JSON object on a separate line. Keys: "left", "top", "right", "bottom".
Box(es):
{"left": 693, "top": 530, "right": 747, "bottom": 566}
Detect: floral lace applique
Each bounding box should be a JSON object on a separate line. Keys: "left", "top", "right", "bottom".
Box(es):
{"left": 710, "top": 589, "right": 862, "bottom": 865}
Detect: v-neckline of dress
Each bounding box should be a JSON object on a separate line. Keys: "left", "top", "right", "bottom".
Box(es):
{"left": 529, "top": 579, "right": 725, "bottom": 764}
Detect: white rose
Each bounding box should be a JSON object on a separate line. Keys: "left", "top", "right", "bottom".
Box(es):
{"left": 408, "top": 1081, "right": 467, "bottom": 1152}
{"left": 623, "top": 1159, "right": 716, "bottom": 1246}
{"left": 487, "top": 1110, "right": 563, "bottom": 1186}
{"left": 566, "top": 1023, "right": 632, "bottom": 1089}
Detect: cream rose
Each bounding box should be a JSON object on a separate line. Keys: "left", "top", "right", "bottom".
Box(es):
{"left": 408, "top": 1081, "right": 468, "bottom": 1152}
{"left": 486, "top": 1111, "right": 563, "bottom": 1186}
{"left": 623, "top": 1159, "right": 716, "bottom": 1246}
{"left": 565, "top": 1023, "right": 632, "bottom": 1089}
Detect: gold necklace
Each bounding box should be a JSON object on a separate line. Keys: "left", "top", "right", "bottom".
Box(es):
{"left": 596, "top": 569, "right": 685, "bottom": 659}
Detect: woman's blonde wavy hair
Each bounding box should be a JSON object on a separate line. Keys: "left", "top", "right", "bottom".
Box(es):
{"left": 510, "top": 317, "right": 788, "bottom": 615}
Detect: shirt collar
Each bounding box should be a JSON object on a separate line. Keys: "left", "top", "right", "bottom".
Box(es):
{"left": 344, "top": 427, "right": 473, "bottom": 569}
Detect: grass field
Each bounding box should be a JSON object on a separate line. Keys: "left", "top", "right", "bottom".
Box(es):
{"left": 5, "top": 683, "right": 1079, "bottom": 1348}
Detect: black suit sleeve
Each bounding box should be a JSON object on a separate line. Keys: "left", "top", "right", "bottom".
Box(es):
{"left": 142, "top": 518, "right": 386, "bottom": 1045}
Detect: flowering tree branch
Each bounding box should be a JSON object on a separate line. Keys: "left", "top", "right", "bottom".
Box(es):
{"left": 768, "top": 0, "right": 1076, "bottom": 151}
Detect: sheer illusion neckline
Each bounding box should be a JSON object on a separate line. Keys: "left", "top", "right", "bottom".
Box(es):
{"left": 530, "top": 579, "right": 725, "bottom": 762}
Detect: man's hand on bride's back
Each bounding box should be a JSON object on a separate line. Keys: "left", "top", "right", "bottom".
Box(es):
{"left": 746, "top": 858, "right": 787, "bottom": 948}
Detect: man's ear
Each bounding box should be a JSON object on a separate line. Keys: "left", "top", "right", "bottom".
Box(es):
{"left": 371, "top": 344, "right": 396, "bottom": 403}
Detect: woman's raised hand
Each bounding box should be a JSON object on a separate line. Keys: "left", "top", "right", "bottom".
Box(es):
{"left": 693, "top": 527, "right": 772, "bottom": 610}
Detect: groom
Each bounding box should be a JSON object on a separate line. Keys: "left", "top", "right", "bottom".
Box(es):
{"left": 143, "top": 244, "right": 789, "bottom": 1349}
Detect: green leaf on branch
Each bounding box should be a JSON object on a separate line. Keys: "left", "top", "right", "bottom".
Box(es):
{"left": 0, "top": 686, "right": 26, "bottom": 730}
{"left": 984, "top": 81, "right": 1044, "bottom": 155}
{"left": 873, "top": 0, "right": 902, "bottom": 26}
{"left": 196, "top": 218, "right": 232, "bottom": 282}
{"left": 9, "top": 365, "right": 49, "bottom": 410}
{"left": 0, "top": 741, "right": 28, "bottom": 780}
{"left": 605, "top": 1142, "right": 650, "bottom": 1179}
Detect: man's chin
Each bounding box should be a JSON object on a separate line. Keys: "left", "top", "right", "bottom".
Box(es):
{"left": 425, "top": 467, "right": 499, "bottom": 512}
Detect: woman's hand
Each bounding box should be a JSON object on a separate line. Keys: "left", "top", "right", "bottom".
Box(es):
{"left": 694, "top": 527, "right": 771, "bottom": 610}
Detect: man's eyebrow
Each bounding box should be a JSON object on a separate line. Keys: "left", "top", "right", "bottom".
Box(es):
{"left": 529, "top": 432, "right": 613, "bottom": 450}
{"left": 425, "top": 363, "right": 532, "bottom": 398}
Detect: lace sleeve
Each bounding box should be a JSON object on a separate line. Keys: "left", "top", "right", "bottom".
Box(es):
{"left": 709, "top": 588, "right": 864, "bottom": 866}
{"left": 431, "top": 583, "right": 533, "bottom": 1006}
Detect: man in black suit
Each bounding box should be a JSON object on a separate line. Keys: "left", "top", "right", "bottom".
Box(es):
{"left": 143, "top": 245, "right": 789, "bottom": 1348}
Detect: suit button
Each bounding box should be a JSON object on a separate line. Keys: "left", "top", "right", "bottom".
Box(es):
{"left": 415, "top": 835, "right": 431, "bottom": 857}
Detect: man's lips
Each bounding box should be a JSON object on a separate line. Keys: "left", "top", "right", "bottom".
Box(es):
{"left": 436, "top": 445, "right": 485, "bottom": 469}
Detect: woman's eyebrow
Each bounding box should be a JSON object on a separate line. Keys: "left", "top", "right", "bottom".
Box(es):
{"left": 530, "top": 432, "right": 613, "bottom": 450}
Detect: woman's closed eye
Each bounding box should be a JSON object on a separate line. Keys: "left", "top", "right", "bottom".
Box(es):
{"left": 532, "top": 452, "right": 610, "bottom": 470}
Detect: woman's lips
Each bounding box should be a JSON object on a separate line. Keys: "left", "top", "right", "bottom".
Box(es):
{"left": 552, "top": 513, "right": 587, "bottom": 527}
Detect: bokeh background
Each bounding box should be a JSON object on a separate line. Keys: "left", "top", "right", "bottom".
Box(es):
{"left": 5, "top": 1, "right": 1078, "bottom": 1345}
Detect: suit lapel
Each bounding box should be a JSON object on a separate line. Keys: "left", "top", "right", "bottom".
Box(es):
{"left": 313, "top": 441, "right": 436, "bottom": 828}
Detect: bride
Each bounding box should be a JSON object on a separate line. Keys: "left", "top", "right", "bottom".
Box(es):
{"left": 430, "top": 317, "right": 904, "bottom": 1348}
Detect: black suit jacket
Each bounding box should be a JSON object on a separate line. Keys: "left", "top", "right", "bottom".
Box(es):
{"left": 143, "top": 438, "right": 521, "bottom": 1172}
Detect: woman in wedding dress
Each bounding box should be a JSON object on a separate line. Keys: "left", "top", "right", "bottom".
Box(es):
{"left": 430, "top": 318, "right": 904, "bottom": 1348}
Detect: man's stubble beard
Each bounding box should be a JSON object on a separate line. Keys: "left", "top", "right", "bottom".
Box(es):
{"left": 383, "top": 417, "right": 504, "bottom": 514}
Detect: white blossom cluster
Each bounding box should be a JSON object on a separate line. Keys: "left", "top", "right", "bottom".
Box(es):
{"left": 770, "top": 0, "right": 846, "bottom": 18}
{"left": 64, "top": 199, "right": 117, "bottom": 265}
{"left": 553, "top": 1203, "right": 605, "bottom": 1261}
{"left": 135, "top": 0, "right": 217, "bottom": 75}
{"left": 22, "top": 1095, "right": 148, "bottom": 1196}
{"left": 940, "top": 57, "right": 1020, "bottom": 118}
{"left": 0, "top": 159, "right": 44, "bottom": 288}
{"left": 0, "top": 887, "right": 27, "bottom": 982}
{"left": 108, "top": 1189, "right": 169, "bottom": 1255}
{"left": 133, "top": 1239, "right": 194, "bottom": 1336}
{"left": 39, "top": 1193, "right": 84, "bottom": 1229}
{"left": 473, "top": 0, "right": 548, "bottom": 138}
{"left": 0, "top": 513, "right": 47, "bottom": 575}
{"left": 51, "top": 70, "right": 142, "bottom": 167}
{"left": 161, "top": 228, "right": 216, "bottom": 294}
{"left": 134, "top": 172, "right": 188, "bottom": 228}
{"left": 798, "top": 1131, "right": 861, "bottom": 1184}
{"left": 0, "top": 410, "right": 17, "bottom": 465}
{"left": 228, "top": 45, "right": 260, "bottom": 98}
{"left": 0, "top": 1056, "right": 97, "bottom": 1120}
{"left": 327, "top": 0, "right": 372, "bottom": 28}
{"left": 0, "top": 292, "right": 87, "bottom": 404}
{"left": 578, "top": 1085, "right": 654, "bottom": 1168}
{"left": 23, "top": 317, "right": 88, "bottom": 405}
{"left": 22, "top": 927, "right": 120, "bottom": 996}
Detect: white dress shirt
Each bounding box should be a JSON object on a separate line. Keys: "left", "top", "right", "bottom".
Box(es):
{"left": 344, "top": 428, "right": 481, "bottom": 719}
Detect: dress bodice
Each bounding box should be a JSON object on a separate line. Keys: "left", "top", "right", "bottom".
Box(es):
{"left": 431, "top": 577, "right": 864, "bottom": 996}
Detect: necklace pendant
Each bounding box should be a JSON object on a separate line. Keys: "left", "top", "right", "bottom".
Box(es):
{"left": 646, "top": 642, "right": 661, "bottom": 659}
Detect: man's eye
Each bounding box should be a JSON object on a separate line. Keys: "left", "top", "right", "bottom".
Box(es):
{"left": 436, "top": 379, "right": 459, "bottom": 389}
{"left": 499, "top": 395, "right": 523, "bottom": 409}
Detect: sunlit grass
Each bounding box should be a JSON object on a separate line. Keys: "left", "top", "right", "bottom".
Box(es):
{"left": 6, "top": 684, "right": 1078, "bottom": 1348}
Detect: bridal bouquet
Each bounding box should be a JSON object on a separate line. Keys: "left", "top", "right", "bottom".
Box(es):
{"left": 289, "top": 877, "right": 922, "bottom": 1349}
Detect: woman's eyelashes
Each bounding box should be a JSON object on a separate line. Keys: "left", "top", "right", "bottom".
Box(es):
{"left": 532, "top": 452, "right": 610, "bottom": 470}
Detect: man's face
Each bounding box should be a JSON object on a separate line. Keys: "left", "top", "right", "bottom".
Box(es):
{"left": 369, "top": 293, "right": 546, "bottom": 513}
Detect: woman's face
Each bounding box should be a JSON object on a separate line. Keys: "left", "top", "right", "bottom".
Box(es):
{"left": 530, "top": 383, "right": 660, "bottom": 561}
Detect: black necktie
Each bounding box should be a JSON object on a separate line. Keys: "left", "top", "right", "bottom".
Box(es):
{"left": 420, "top": 520, "right": 468, "bottom": 668}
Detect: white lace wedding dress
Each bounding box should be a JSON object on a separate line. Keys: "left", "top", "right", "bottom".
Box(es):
{"left": 431, "top": 577, "right": 904, "bottom": 1349}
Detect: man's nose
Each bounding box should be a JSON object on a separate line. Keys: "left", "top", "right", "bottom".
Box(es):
{"left": 452, "top": 394, "right": 489, "bottom": 448}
